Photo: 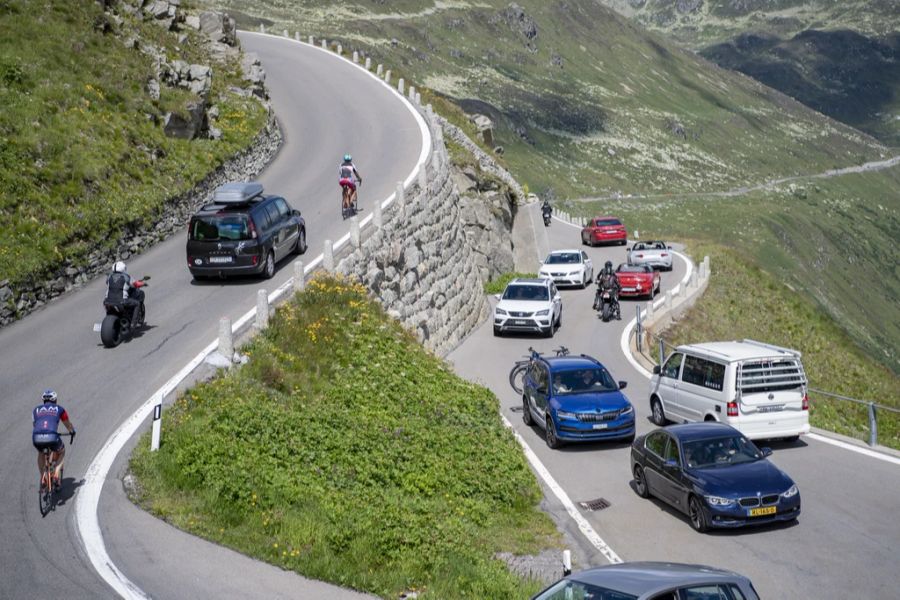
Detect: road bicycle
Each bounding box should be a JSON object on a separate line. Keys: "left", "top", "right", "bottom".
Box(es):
{"left": 341, "top": 180, "right": 361, "bottom": 220}
{"left": 38, "top": 432, "right": 74, "bottom": 517}
{"left": 508, "top": 346, "right": 570, "bottom": 394}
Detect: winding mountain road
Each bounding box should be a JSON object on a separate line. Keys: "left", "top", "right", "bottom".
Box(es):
{"left": 0, "top": 33, "right": 421, "bottom": 599}
{"left": 448, "top": 210, "right": 900, "bottom": 599}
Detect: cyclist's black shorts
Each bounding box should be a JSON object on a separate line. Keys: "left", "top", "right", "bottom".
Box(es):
{"left": 33, "top": 432, "right": 63, "bottom": 452}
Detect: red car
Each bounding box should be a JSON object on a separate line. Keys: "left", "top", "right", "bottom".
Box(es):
{"left": 581, "top": 216, "right": 627, "bottom": 246}
{"left": 615, "top": 263, "right": 660, "bottom": 299}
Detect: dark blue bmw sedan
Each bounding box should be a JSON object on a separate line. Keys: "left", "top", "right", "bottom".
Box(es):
{"left": 522, "top": 353, "right": 635, "bottom": 448}
{"left": 630, "top": 422, "right": 800, "bottom": 532}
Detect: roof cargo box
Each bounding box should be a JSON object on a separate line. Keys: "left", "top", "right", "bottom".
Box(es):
{"left": 214, "top": 182, "right": 264, "bottom": 204}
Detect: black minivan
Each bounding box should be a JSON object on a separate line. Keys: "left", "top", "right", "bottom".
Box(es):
{"left": 186, "top": 182, "right": 307, "bottom": 280}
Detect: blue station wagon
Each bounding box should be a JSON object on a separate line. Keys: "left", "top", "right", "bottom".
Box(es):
{"left": 522, "top": 354, "right": 635, "bottom": 448}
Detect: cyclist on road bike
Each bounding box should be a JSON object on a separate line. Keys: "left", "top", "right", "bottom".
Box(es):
{"left": 339, "top": 154, "right": 362, "bottom": 210}
{"left": 32, "top": 390, "right": 75, "bottom": 485}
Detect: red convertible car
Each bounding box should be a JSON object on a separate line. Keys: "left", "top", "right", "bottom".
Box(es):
{"left": 581, "top": 216, "right": 627, "bottom": 246}
{"left": 615, "top": 263, "right": 660, "bottom": 299}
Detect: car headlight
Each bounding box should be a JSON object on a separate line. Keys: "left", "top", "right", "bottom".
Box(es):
{"left": 556, "top": 410, "right": 578, "bottom": 420}
{"left": 536, "top": 309, "right": 550, "bottom": 316}
{"left": 495, "top": 308, "right": 507, "bottom": 316}
{"left": 620, "top": 405, "right": 634, "bottom": 415}
{"left": 782, "top": 484, "right": 799, "bottom": 498}
{"left": 704, "top": 495, "right": 735, "bottom": 507}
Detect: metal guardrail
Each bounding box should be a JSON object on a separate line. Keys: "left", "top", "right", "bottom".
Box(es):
{"left": 633, "top": 312, "right": 898, "bottom": 448}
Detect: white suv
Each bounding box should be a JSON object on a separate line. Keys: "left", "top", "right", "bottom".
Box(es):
{"left": 538, "top": 249, "right": 593, "bottom": 288}
{"left": 494, "top": 278, "right": 562, "bottom": 338}
{"left": 649, "top": 339, "right": 810, "bottom": 441}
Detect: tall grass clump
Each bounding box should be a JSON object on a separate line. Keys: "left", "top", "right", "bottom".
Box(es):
{"left": 130, "top": 275, "right": 559, "bottom": 598}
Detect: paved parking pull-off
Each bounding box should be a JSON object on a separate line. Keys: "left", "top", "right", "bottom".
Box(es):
{"left": 448, "top": 204, "right": 900, "bottom": 600}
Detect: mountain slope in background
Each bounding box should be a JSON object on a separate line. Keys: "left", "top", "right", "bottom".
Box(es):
{"left": 207, "top": 0, "right": 898, "bottom": 373}
{"left": 601, "top": 0, "right": 900, "bottom": 145}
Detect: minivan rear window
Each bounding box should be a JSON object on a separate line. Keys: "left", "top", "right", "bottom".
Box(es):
{"left": 739, "top": 359, "right": 806, "bottom": 393}
{"left": 190, "top": 215, "right": 251, "bottom": 241}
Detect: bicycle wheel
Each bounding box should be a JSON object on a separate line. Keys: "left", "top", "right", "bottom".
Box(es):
{"left": 509, "top": 362, "right": 528, "bottom": 394}
{"left": 38, "top": 471, "right": 52, "bottom": 517}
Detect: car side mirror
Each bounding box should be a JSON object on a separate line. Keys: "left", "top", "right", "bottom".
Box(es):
{"left": 618, "top": 381, "right": 627, "bottom": 390}
{"left": 292, "top": 209, "right": 301, "bottom": 217}
{"left": 664, "top": 459, "right": 679, "bottom": 469}
{"left": 493, "top": 293, "right": 501, "bottom": 301}
{"left": 141, "top": 275, "right": 151, "bottom": 281}
{"left": 761, "top": 447, "right": 773, "bottom": 457}
{"left": 653, "top": 365, "right": 661, "bottom": 375}
{"left": 537, "top": 385, "right": 548, "bottom": 394}
{"left": 667, "top": 245, "right": 672, "bottom": 249}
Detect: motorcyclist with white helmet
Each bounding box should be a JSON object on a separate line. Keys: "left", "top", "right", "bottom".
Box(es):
{"left": 105, "top": 261, "right": 146, "bottom": 328}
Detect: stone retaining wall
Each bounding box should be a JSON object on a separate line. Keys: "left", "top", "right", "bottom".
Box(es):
{"left": 0, "top": 110, "right": 281, "bottom": 328}
{"left": 334, "top": 105, "right": 490, "bottom": 357}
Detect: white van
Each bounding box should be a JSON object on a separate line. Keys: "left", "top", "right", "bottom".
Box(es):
{"left": 649, "top": 339, "right": 810, "bottom": 441}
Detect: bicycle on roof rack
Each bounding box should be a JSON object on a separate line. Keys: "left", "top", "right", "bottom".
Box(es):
{"left": 508, "top": 346, "right": 570, "bottom": 394}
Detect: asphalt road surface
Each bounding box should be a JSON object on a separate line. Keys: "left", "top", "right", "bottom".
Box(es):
{"left": 0, "top": 33, "right": 419, "bottom": 599}
{"left": 448, "top": 207, "right": 900, "bottom": 600}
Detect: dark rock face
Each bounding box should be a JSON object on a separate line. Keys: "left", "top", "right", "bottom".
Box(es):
{"left": 504, "top": 3, "right": 538, "bottom": 52}
{"left": 163, "top": 99, "right": 207, "bottom": 139}
{"left": 702, "top": 29, "right": 900, "bottom": 143}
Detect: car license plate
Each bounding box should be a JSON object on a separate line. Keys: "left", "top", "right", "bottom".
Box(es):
{"left": 592, "top": 423, "right": 608, "bottom": 430}
{"left": 757, "top": 405, "right": 784, "bottom": 413}
{"left": 513, "top": 319, "right": 529, "bottom": 325}
{"left": 209, "top": 256, "right": 233, "bottom": 264}
{"left": 621, "top": 287, "right": 635, "bottom": 292}
{"left": 749, "top": 506, "right": 777, "bottom": 517}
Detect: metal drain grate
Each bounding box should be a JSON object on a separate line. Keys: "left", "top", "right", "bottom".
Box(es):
{"left": 579, "top": 498, "right": 611, "bottom": 511}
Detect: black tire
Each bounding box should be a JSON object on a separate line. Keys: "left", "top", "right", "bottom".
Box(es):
{"left": 493, "top": 326, "right": 502, "bottom": 337}
{"left": 100, "top": 315, "right": 121, "bottom": 348}
{"left": 651, "top": 397, "right": 667, "bottom": 426}
{"left": 633, "top": 464, "right": 650, "bottom": 499}
{"left": 620, "top": 239, "right": 627, "bottom": 246}
{"left": 262, "top": 251, "right": 275, "bottom": 279}
{"left": 783, "top": 435, "right": 800, "bottom": 443}
{"left": 509, "top": 363, "right": 527, "bottom": 394}
{"left": 556, "top": 308, "right": 562, "bottom": 329}
{"left": 601, "top": 303, "right": 611, "bottom": 322}
{"left": 544, "top": 324, "right": 554, "bottom": 338}
{"left": 689, "top": 495, "right": 709, "bottom": 533}
{"left": 295, "top": 227, "right": 307, "bottom": 254}
{"left": 522, "top": 396, "right": 534, "bottom": 426}
{"left": 545, "top": 417, "right": 561, "bottom": 449}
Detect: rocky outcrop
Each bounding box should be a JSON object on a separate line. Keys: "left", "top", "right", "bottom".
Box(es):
{"left": 454, "top": 166, "right": 516, "bottom": 284}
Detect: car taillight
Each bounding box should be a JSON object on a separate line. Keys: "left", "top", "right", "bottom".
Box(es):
{"left": 660, "top": 252, "right": 668, "bottom": 257}
{"left": 636, "top": 253, "right": 643, "bottom": 258}
{"left": 727, "top": 400, "right": 739, "bottom": 417}
{"left": 187, "top": 256, "right": 193, "bottom": 266}
{"left": 251, "top": 255, "right": 259, "bottom": 265}
{"left": 802, "top": 394, "right": 809, "bottom": 411}
{"left": 249, "top": 219, "right": 258, "bottom": 239}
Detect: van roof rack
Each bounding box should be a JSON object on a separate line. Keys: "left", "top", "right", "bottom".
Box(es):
{"left": 213, "top": 182, "right": 264, "bottom": 204}
{"left": 737, "top": 339, "right": 801, "bottom": 358}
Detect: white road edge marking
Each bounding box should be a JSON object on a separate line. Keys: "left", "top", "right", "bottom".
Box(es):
{"left": 73, "top": 31, "right": 432, "bottom": 599}
{"left": 616, "top": 252, "right": 900, "bottom": 466}
{"left": 499, "top": 413, "right": 622, "bottom": 564}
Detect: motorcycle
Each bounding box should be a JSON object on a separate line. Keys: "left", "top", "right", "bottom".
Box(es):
{"left": 542, "top": 207, "right": 552, "bottom": 227}
{"left": 96, "top": 277, "right": 150, "bottom": 348}
{"left": 594, "top": 288, "right": 619, "bottom": 322}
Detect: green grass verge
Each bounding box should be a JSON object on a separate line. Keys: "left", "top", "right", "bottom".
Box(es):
{"left": 650, "top": 242, "right": 900, "bottom": 450}
{"left": 0, "top": 0, "right": 268, "bottom": 288}
{"left": 483, "top": 272, "right": 538, "bottom": 295}
{"left": 130, "top": 275, "right": 559, "bottom": 598}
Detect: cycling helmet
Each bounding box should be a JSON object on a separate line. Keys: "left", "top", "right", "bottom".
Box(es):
{"left": 605, "top": 260, "right": 613, "bottom": 271}
{"left": 42, "top": 389, "right": 58, "bottom": 403}
{"left": 113, "top": 261, "right": 127, "bottom": 273}
{"left": 343, "top": 154, "right": 352, "bottom": 162}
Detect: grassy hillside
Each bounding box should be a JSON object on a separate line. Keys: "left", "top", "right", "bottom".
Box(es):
{"left": 205, "top": 0, "right": 897, "bottom": 374}
{"left": 130, "top": 276, "right": 559, "bottom": 598}
{"left": 0, "top": 0, "right": 267, "bottom": 289}
{"left": 600, "top": 1, "right": 900, "bottom": 144}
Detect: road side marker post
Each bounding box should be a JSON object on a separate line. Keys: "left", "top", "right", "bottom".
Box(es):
{"left": 256, "top": 289, "right": 269, "bottom": 329}
{"left": 150, "top": 404, "right": 162, "bottom": 451}
{"left": 563, "top": 549, "right": 572, "bottom": 576}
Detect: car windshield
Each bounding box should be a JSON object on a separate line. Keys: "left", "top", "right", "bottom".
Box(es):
{"left": 617, "top": 265, "right": 649, "bottom": 273}
{"left": 190, "top": 214, "right": 251, "bottom": 241}
{"left": 595, "top": 219, "right": 621, "bottom": 227}
{"left": 683, "top": 435, "right": 763, "bottom": 469}
{"left": 552, "top": 368, "right": 618, "bottom": 395}
{"left": 533, "top": 579, "right": 637, "bottom": 600}
{"left": 502, "top": 285, "right": 549, "bottom": 301}
{"left": 545, "top": 253, "right": 581, "bottom": 265}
